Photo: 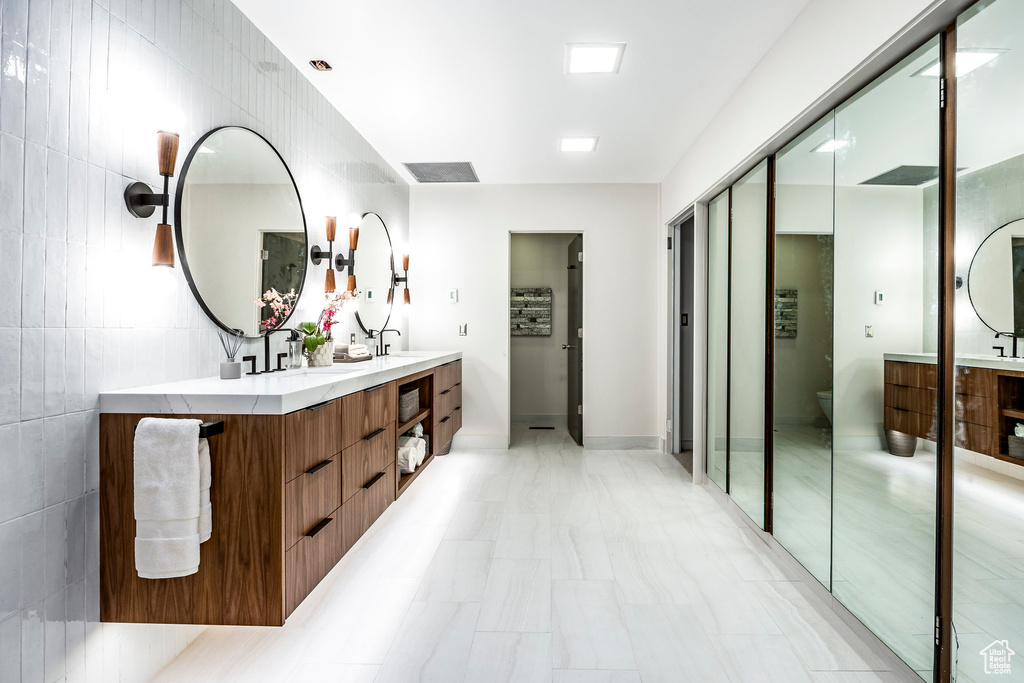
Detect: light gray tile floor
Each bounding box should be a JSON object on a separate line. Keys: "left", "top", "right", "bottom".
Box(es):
{"left": 151, "top": 427, "right": 919, "bottom": 683}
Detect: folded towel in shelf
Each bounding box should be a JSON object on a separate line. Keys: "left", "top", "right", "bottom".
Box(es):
{"left": 397, "top": 444, "right": 417, "bottom": 474}
{"left": 398, "top": 436, "right": 427, "bottom": 468}
{"left": 410, "top": 422, "right": 424, "bottom": 438}
{"left": 133, "top": 418, "right": 211, "bottom": 579}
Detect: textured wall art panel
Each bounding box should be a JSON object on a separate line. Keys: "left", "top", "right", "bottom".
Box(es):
{"left": 775, "top": 288, "right": 798, "bottom": 338}
{"left": 511, "top": 287, "right": 552, "bottom": 336}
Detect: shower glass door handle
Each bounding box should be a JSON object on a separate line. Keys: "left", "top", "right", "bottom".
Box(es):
{"left": 561, "top": 344, "right": 575, "bottom": 350}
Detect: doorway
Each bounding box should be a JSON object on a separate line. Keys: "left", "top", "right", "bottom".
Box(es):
{"left": 510, "top": 233, "right": 584, "bottom": 446}
{"left": 672, "top": 216, "right": 696, "bottom": 468}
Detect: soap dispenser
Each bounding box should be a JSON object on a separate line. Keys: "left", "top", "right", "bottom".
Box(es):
{"left": 286, "top": 329, "right": 304, "bottom": 370}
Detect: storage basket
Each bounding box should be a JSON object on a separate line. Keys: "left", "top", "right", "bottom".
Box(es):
{"left": 884, "top": 429, "right": 917, "bottom": 458}
{"left": 399, "top": 389, "right": 420, "bottom": 423}
{"left": 1008, "top": 435, "right": 1024, "bottom": 460}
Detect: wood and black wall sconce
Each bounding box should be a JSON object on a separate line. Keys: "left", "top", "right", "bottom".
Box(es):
{"left": 389, "top": 252, "right": 411, "bottom": 305}
{"left": 124, "top": 131, "right": 180, "bottom": 267}
{"left": 310, "top": 215, "right": 359, "bottom": 293}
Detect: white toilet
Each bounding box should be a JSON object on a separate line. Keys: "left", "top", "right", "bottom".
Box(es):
{"left": 816, "top": 390, "right": 833, "bottom": 425}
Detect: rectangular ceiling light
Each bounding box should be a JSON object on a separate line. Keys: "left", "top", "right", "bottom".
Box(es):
{"left": 560, "top": 137, "right": 598, "bottom": 152}
{"left": 812, "top": 139, "right": 848, "bottom": 153}
{"left": 914, "top": 48, "right": 1006, "bottom": 77}
{"left": 565, "top": 43, "right": 625, "bottom": 74}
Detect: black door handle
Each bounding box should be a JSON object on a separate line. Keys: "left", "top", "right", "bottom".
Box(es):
{"left": 305, "top": 400, "right": 333, "bottom": 412}
{"left": 562, "top": 344, "right": 575, "bottom": 350}
{"left": 365, "top": 383, "right": 388, "bottom": 393}
{"left": 363, "top": 471, "right": 386, "bottom": 489}
{"left": 304, "top": 459, "right": 332, "bottom": 475}
{"left": 363, "top": 427, "right": 386, "bottom": 441}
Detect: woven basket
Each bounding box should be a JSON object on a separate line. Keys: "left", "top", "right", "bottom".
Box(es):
{"left": 399, "top": 389, "right": 420, "bottom": 423}
{"left": 885, "top": 429, "right": 917, "bottom": 458}
{"left": 1009, "top": 435, "right": 1024, "bottom": 460}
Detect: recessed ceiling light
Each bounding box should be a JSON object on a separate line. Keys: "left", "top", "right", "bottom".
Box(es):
{"left": 913, "top": 48, "right": 1006, "bottom": 77}
{"left": 812, "top": 139, "right": 848, "bottom": 153}
{"left": 309, "top": 60, "right": 332, "bottom": 72}
{"left": 560, "top": 137, "right": 598, "bottom": 152}
{"left": 565, "top": 43, "right": 625, "bottom": 74}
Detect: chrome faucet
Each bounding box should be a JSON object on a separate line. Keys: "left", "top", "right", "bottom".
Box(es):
{"left": 377, "top": 329, "right": 402, "bottom": 356}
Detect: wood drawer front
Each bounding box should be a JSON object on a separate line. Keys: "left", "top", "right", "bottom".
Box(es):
{"left": 285, "top": 456, "right": 342, "bottom": 551}
{"left": 956, "top": 394, "right": 993, "bottom": 427}
{"left": 955, "top": 367, "right": 993, "bottom": 398}
{"left": 884, "top": 361, "right": 937, "bottom": 390}
{"left": 434, "top": 360, "right": 462, "bottom": 396}
{"left": 435, "top": 411, "right": 455, "bottom": 448}
{"left": 884, "top": 407, "right": 929, "bottom": 439}
{"left": 955, "top": 421, "right": 992, "bottom": 453}
{"left": 341, "top": 382, "right": 397, "bottom": 449}
{"left": 884, "top": 385, "right": 935, "bottom": 414}
{"left": 285, "top": 400, "right": 342, "bottom": 482}
{"left": 341, "top": 422, "right": 396, "bottom": 503}
{"left": 437, "top": 382, "right": 462, "bottom": 418}
{"left": 363, "top": 462, "right": 396, "bottom": 531}
{"left": 285, "top": 509, "right": 343, "bottom": 616}
{"left": 341, "top": 490, "right": 367, "bottom": 554}
{"left": 453, "top": 405, "right": 463, "bottom": 433}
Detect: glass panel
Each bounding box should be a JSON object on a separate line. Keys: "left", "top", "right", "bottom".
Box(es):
{"left": 773, "top": 114, "right": 835, "bottom": 587}
{"left": 832, "top": 39, "right": 940, "bottom": 681}
{"left": 954, "top": 2, "right": 1024, "bottom": 679}
{"left": 707, "top": 190, "right": 730, "bottom": 491}
{"left": 729, "top": 161, "right": 768, "bottom": 527}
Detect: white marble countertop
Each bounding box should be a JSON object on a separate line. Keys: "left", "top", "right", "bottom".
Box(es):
{"left": 99, "top": 351, "right": 461, "bottom": 415}
{"left": 884, "top": 352, "right": 1024, "bottom": 371}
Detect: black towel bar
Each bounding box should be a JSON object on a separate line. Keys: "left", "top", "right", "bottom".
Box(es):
{"left": 134, "top": 420, "right": 225, "bottom": 439}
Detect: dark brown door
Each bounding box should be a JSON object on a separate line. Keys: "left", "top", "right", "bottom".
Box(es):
{"left": 566, "top": 235, "right": 583, "bottom": 445}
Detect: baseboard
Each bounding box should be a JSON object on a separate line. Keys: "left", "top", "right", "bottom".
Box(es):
{"left": 452, "top": 434, "right": 508, "bottom": 450}
{"left": 832, "top": 435, "right": 886, "bottom": 451}
{"left": 511, "top": 414, "right": 566, "bottom": 427}
{"left": 584, "top": 436, "right": 660, "bottom": 450}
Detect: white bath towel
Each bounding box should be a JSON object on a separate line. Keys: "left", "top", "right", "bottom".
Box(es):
{"left": 398, "top": 436, "right": 427, "bottom": 468}
{"left": 397, "top": 444, "right": 417, "bottom": 474}
{"left": 133, "top": 418, "right": 210, "bottom": 579}
{"left": 199, "top": 438, "right": 212, "bottom": 543}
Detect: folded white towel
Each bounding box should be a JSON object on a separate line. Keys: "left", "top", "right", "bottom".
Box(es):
{"left": 397, "top": 444, "right": 417, "bottom": 474}
{"left": 348, "top": 344, "right": 369, "bottom": 354}
{"left": 398, "top": 436, "right": 427, "bottom": 468}
{"left": 199, "top": 438, "right": 212, "bottom": 543}
{"left": 133, "top": 418, "right": 210, "bottom": 579}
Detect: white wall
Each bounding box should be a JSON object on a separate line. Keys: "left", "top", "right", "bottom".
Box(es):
{"left": 0, "top": 2, "right": 408, "bottom": 681}
{"left": 510, "top": 233, "right": 575, "bottom": 420}
{"left": 660, "top": 0, "right": 950, "bottom": 221}
{"left": 409, "top": 184, "right": 661, "bottom": 447}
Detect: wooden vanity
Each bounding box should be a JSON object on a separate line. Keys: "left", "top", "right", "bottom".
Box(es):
{"left": 884, "top": 354, "right": 1024, "bottom": 464}
{"left": 98, "top": 355, "right": 461, "bottom": 626}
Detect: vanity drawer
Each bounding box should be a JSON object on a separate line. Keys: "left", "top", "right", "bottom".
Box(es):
{"left": 453, "top": 405, "right": 463, "bottom": 432}
{"left": 956, "top": 421, "right": 992, "bottom": 453}
{"left": 364, "top": 462, "right": 396, "bottom": 531}
{"left": 884, "top": 407, "right": 929, "bottom": 439}
{"left": 285, "top": 399, "right": 343, "bottom": 482}
{"left": 956, "top": 393, "right": 994, "bottom": 427}
{"left": 341, "top": 382, "right": 397, "bottom": 449}
{"left": 285, "top": 507, "right": 344, "bottom": 616}
{"left": 434, "top": 360, "right": 462, "bottom": 395}
{"left": 285, "top": 456, "right": 342, "bottom": 551}
{"left": 437, "top": 382, "right": 462, "bottom": 418}
{"left": 884, "top": 385, "right": 935, "bottom": 414}
{"left": 341, "top": 422, "right": 396, "bottom": 503}
{"left": 435, "top": 411, "right": 455, "bottom": 447}
{"left": 955, "top": 367, "right": 994, "bottom": 398}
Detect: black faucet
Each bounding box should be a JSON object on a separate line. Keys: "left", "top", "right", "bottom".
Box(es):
{"left": 377, "top": 329, "right": 402, "bottom": 356}
{"left": 263, "top": 328, "right": 300, "bottom": 373}
{"left": 995, "top": 331, "right": 1020, "bottom": 358}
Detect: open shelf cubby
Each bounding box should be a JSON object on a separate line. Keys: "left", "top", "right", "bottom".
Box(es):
{"left": 396, "top": 370, "right": 437, "bottom": 496}
{"left": 995, "top": 374, "right": 1024, "bottom": 463}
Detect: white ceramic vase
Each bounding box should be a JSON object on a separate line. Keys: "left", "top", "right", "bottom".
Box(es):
{"left": 307, "top": 340, "right": 335, "bottom": 367}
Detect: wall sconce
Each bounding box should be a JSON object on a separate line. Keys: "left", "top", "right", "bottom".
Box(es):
{"left": 391, "top": 252, "right": 411, "bottom": 305}
{"left": 310, "top": 215, "right": 359, "bottom": 293}
{"left": 124, "top": 131, "right": 180, "bottom": 267}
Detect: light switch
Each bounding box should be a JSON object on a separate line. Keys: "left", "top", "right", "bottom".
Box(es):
{"left": 865, "top": 325, "right": 874, "bottom": 338}
{"left": 449, "top": 289, "right": 459, "bottom": 303}
{"left": 459, "top": 323, "right": 467, "bottom": 336}
{"left": 874, "top": 291, "right": 885, "bottom": 305}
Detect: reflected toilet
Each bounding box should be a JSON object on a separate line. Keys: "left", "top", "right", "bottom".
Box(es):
{"left": 816, "top": 389, "right": 832, "bottom": 425}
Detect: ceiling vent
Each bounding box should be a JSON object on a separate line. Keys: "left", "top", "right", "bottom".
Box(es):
{"left": 860, "top": 165, "right": 940, "bottom": 186}
{"left": 403, "top": 162, "right": 479, "bottom": 183}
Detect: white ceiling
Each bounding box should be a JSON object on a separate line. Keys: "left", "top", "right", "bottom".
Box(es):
{"left": 233, "top": 0, "right": 811, "bottom": 185}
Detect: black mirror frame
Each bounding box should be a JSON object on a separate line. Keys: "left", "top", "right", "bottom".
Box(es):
{"left": 967, "top": 217, "right": 1024, "bottom": 336}
{"left": 173, "top": 126, "right": 309, "bottom": 339}
{"left": 352, "top": 211, "right": 396, "bottom": 336}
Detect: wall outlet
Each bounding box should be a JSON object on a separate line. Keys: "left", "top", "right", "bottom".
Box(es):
{"left": 874, "top": 290, "right": 885, "bottom": 305}
{"left": 459, "top": 323, "right": 468, "bottom": 336}
{"left": 449, "top": 289, "right": 459, "bottom": 303}
{"left": 865, "top": 325, "right": 874, "bottom": 338}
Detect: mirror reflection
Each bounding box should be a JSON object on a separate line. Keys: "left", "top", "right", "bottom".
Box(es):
{"left": 968, "top": 219, "right": 1024, "bottom": 336}
{"left": 176, "top": 127, "right": 306, "bottom": 337}
{"left": 352, "top": 212, "right": 395, "bottom": 334}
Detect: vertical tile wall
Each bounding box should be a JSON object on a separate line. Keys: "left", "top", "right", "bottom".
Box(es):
{"left": 0, "top": 0, "right": 410, "bottom": 680}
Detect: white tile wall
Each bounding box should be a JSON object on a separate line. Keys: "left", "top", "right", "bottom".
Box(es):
{"left": 0, "top": 0, "right": 410, "bottom": 680}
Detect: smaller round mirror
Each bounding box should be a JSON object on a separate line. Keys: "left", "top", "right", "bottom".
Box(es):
{"left": 968, "top": 218, "right": 1024, "bottom": 336}
{"left": 352, "top": 212, "right": 395, "bottom": 334}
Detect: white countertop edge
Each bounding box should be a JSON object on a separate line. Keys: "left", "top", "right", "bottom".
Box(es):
{"left": 99, "top": 351, "right": 462, "bottom": 415}
{"left": 884, "top": 352, "right": 1024, "bottom": 371}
